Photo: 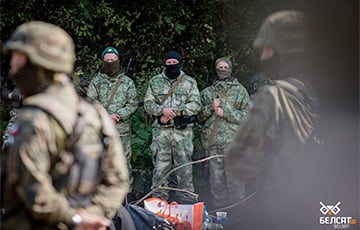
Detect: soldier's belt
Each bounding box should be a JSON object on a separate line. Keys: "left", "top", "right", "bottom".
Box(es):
{"left": 157, "top": 115, "right": 197, "bottom": 129}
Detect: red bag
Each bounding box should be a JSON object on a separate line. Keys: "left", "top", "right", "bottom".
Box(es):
{"left": 144, "top": 198, "right": 204, "bottom": 230}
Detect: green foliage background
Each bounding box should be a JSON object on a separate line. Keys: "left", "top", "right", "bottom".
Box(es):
{"left": 0, "top": 0, "right": 287, "bottom": 199}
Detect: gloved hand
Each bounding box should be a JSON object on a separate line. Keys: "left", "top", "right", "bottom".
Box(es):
{"left": 11, "top": 87, "right": 23, "bottom": 101}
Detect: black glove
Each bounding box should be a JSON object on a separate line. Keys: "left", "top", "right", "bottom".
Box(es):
{"left": 12, "top": 87, "right": 23, "bottom": 101}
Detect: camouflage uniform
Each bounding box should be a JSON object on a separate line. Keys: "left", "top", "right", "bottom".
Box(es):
{"left": 198, "top": 67, "right": 250, "bottom": 208}
{"left": 225, "top": 77, "right": 319, "bottom": 182}
{"left": 1, "top": 85, "right": 23, "bottom": 151}
{"left": 225, "top": 11, "right": 321, "bottom": 229}
{"left": 87, "top": 71, "right": 138, "bottom": 189}
{"left": 1, "top": 21, "right": 129, "bottom": 230}
{"left": 144, "top": 70, "right": 201, "bottom": 202}
{"left": 1, "top": 108, "right": 20, "bottom": 150}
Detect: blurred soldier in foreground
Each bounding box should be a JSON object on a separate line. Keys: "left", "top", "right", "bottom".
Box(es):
{"left": 197, "top": 57, "right": 250, "bottom": 209}
{"left": 1, "top": 21, "right": 129, "bottom": 230}
{"left": 225, "top": 11, "right": 321, "bottom": 229}
{"left": 144, "top": 50, "right": 201, "bottom": 203}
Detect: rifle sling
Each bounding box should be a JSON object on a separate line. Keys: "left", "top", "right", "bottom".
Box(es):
{"left": 105, "top": 75, "right": 124, "bottom": 109}
{"left": 207, "top": 87, "right": 235, "bottom": 155}
{"left": 217, "top": 91, "right": 235, "bottom": 109}
{"left": 159, "top": 73, "right": 185, "bottom": 106}
{"left": 207, "top": 87, "right": 219, "bottom": 155}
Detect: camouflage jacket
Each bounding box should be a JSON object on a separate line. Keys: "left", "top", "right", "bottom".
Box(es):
{"left": 225, "top": 77, "right": 319, "bottom": 182}
{"left": 198, "top": 78, "right": 250, "bottom": 149}
{"left": 87, "top": 72, "right": 138, "bottom": 136}
{"left": 144, "top": 71, "right": 201, "bottom": 127}
{"left": 2, "top": 80, "right": 129, "bottom": 229}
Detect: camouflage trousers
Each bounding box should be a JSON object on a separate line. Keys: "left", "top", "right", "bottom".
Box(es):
{"left": 2, "top": 108, "right": 20, "bottom": 151}
{"left": 207, "top": 147, "right": 245, "bottom": 208}
{"left": 150, "top": 126, "right": 194, "bottom": 202}
{"left": 120, "top": 135, "right": 133, "bottom": 192}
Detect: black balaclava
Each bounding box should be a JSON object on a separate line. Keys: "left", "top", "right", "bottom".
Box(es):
{"left": 10, "top": 60, "right": 52, "bottom": 97}
{"left": 164, "top": 50, "right": 182, "bottom": 79}
{"left": 103, "top": 60, "right": 120, "bottom": 77}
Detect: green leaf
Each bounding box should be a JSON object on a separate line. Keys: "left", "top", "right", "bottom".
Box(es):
{"left": 164, "top": 16, "right": 171, "bottom": 23}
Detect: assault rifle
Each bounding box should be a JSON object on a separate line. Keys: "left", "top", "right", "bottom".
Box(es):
{"left": 205, "top": 68, "right": 210, "bottom": 87}
{"left": 125, "top": 57, "right": 133, "bottom": 76}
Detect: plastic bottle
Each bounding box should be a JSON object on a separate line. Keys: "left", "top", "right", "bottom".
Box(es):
{"left": 202, "top": 206, "right": 223, "bottom": 230}
{"left": 202, "top": 205, "right": 211, "bottom": 229}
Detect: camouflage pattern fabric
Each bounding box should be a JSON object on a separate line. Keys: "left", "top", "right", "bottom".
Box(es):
{"left": 197, "top": 78, "right": 250, "bottom": 207}
{"left": 144, "top": 71, "right": 201, "bottom": 127}
{"left": 198, "top": 78, "right": 250, "bottom": 148}
{"left": 87, "top": 72, "right": 138, "bottom": 186}
{"left": 1, "top": 108, "right": 20, "bottom": 151}
{"left": 207, "top": 148, "right": 245, "bottom": 208}
{"left": 144, "top": 71, "right": 201, "bottom": 201}
{"left": 87, "top": 72, "right": 138, "bottom": 137}
{"left": 225, "top": 77, "right": 319, "bottom": 182}
{"left": 120, "top": 135, "right": 133, "bottom": 191}
{"left": 150, "top": 127, "right": 195, "bottom": 200}
{"left": 2, "top": 81, "right": 129, "bottom": 230}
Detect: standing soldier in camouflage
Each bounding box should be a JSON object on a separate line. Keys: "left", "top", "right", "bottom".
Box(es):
{"left": 197, "top": 57, "right": 250, "bottom": 209}
{"left": 144, "top": 50, "right": 201, "bottom": 203}
{"left": 225, "top": 11, "right": 320, "bottom": 229}
{"left": 87, "top": 46, "right": 138, "bottom": 191}
{"left": 1, "top": 21, "right": 130, "bottom": 230}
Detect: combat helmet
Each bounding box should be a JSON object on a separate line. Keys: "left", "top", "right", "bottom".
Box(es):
{"left": 253, "top": 10, "right": 305, "bottom": 56}
{"left": 4, "top": 21, "right": 75, "bottom": 74}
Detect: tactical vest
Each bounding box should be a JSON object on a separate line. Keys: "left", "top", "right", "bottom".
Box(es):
{"left": 272, "top": 78, "right": 319, "bottom": 143}
{"left": 22, "top": 93, "right": 113, "bottom": 207}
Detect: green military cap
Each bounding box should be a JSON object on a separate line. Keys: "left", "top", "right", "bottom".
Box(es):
{"left": 101, "top": 46, "right": 119, "bottom": 60}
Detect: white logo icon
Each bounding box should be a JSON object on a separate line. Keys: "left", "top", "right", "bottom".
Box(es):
{"left": 320, "top": 201, "right": 341, "bottom": 215}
